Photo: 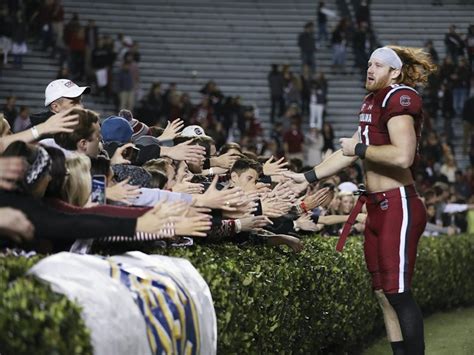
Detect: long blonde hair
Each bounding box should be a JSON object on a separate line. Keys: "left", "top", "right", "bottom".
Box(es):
{"left": 62, "top": 154, "right": 91, "bottom": 207}
{"left": 388, "top": 45, "right": 437, "bottom": 88}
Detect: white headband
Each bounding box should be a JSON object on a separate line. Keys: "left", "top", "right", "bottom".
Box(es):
{"left": 369, "top": 47, "right": 403, "bottom": 69}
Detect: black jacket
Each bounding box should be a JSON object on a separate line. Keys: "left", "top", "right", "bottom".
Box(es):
{"left": 30, "top": 110, "right": 54, "bottom": 127}
{"left": 0, "top": 190, "right": 136, "bottom": 251}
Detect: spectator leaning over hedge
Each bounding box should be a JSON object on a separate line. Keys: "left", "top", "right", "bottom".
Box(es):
{"left": 50, "top": 108, "right": 102, "bottom": 158}
{"left": 286, "top": 46, "right": 436, "bottom": 355}
{"left": 227, "top": 157, "right": 306, "bottom": 252}
{"left": 0, "top": 142, "right": 201, "bottom": 250}
{"left": 0, "top": 109, "right": 79, "bottom": 154}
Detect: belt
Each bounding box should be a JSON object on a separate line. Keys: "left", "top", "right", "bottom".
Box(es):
{"left": 336, "top": 188, "right": 366, "bottom": 252}
{"left": 335, "top": 184, "right": 418, "bottom": 252}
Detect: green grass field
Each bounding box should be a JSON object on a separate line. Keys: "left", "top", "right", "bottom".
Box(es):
{"left": 364, "top": 307, "right": 474, "bottom": 355}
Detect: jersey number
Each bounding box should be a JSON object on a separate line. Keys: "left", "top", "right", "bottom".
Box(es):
{"left": 358, "top": 125, "right": 370, "bottom": 145}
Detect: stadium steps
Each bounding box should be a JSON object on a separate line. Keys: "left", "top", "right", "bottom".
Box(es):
{"left": 1, "top": 0, "right": 371, "bottom": 145}
{"left": 59, "top": 0, "right": 364, "bottom": 138}
{"left": 0, "top": 44, "right": 114, "bottom": 117}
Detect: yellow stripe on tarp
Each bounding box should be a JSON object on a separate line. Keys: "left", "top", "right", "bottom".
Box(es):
{"left": 148, "top": 271, "right": 188, "bottom": 349}
{"left": 185, "top": 340, "right": 194, "bottom": 355}
{"left": 146, "top": 326, "right": 157, "bottom": 354}
{"left": 109, "top": 260, "right": 120, "bottom": 280}
{"left": 108, "top": 260, "right": 201, "bottom": 355}
{"left": 131, "top": 276, "right": 173, "bottom": 354}
{"left": 152, "top": 288, "right": 180, "bottom": 354}
{"left": 171, "top": 277, "right": 201, "bottom": 354}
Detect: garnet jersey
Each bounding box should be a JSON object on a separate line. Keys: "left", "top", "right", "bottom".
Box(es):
{"left": 358, "top": 84, "right": 423, "bottom": 172}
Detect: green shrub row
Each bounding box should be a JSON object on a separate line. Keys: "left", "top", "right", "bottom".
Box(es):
{"left": 1, "top": 234, "right": 473, "bottom": 354}
{"left": 0, "top": 256, "right": 92, "bottom": 355}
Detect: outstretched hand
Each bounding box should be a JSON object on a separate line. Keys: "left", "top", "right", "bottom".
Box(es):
{"left": 172, "top": 174, "right": 204, "bottom": 194}
{"left": 294, "top": 213, "right": 318, "bottom": 232}
{"left": 263, "top": 155, "right": 288, "bottom": 176}
{"left": 282, "top": 170, "right": 307, "bottom": 184}
{"left": 261, "top": 198, "right": 290, "bottom": 218}
{"left": 162, "top": 140, "right": 206, "bottom": 163}
{"left": 340, "top": 136, "right": 358, "bottom": 156}
{"left": 303, "top": 187, "right": 330, "bottom": 210}
{"left": 171, "top": 213, "right": 212, "bottom": 237}
{"left": 136, "top": 203, "right": 168, "bottom": 233}
{"left": 158, "top": 118, "right": 184, "bottom": 142}
{"left": 239, "top": 215, "right": 272, "bottom": 232}
{"left": 40, "top": 107, "right": 80, "bottom": 135}
{"left": 194, "top": 176, "right": 244, "bottom": 211}
{"left": 0, "top": 157, "right": 26, "bottom": 190}
{"left": 0, "top": 207, "right": 35, "bottom": 243}
{"left": 211, "top": 151, "right": 240, "bottom": 169}
{"left": 106, "top": 178, "right": 141, "bottom": 205}
{"left": 110, "top": 143, "right": 134, "bottom": 165}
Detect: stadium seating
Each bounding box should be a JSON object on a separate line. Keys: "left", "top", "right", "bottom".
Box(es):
{"left": 1, "top": 0, "right": 366, "bottom": 137}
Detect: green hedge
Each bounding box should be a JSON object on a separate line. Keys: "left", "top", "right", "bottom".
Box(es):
{"left": 0, "top": 256, "right": 92, "bottom": 355}
{"left": 1, "top": 234, "right": 473, "bottom": 354}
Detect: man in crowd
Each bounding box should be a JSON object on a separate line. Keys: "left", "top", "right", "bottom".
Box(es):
{"left": 30, "top": 78, "right": 90, "bottom": 126}
{"left": 298, "top": 22, "right": 316, "bottom": 73}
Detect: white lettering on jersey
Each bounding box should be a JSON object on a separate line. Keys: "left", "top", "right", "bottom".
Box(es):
{"left": 359, "top": 113, "right": 372, "bottom": 123}
{"left": 357, "top": 125, "right": 370, "bottom": 145}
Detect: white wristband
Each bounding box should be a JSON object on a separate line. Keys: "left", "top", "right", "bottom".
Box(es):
{"left": 293, "top": 221, "right": 300, "bottom": 231}
{"left": 30, "top": 126, "right": 40, "bottom": 140}
{"left": 235, "top": 219, "right": 242, "bottom": 233}
{"left": 209, "top": 168, "right": 214, "bottom": 175}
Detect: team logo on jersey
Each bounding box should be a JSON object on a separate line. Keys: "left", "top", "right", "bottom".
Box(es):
{"left": 380, "top": 199, "right": 389, "bottom": 211}
{"left": 400, "top": 95, "right": 411, "bottom": 107}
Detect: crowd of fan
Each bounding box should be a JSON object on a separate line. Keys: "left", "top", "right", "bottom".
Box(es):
{"left": 0, "top": 79, "right": 347, "bottom": 253}
{"left": 0, "top": 75, "right": 472, "bottom": 255}
{"left": 1, "top": 1, "right": 474, "bottom": 253}
{"left": 414, "top": 23, "right": 474, "bottom": 235}
{"left": 1, "top": 0, "right": 144, "bottom": 110}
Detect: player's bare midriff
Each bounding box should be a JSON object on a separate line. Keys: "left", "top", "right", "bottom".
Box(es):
{"left": 364, "top": 160, "right": 415, "bottom": 193}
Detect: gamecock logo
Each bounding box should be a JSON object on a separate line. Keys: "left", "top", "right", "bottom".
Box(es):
{"left": 400, "top": 95, "right": 411, "bottom": 107}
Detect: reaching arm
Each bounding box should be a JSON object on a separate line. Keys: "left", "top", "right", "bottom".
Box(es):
{"left": 318, "top": 213, "right": 366, "bottom": 225}
{"left": 0, "top": 109, "right": 79, "bottom": 153}
{"left": 284, "top": 131, "right": 358, "bottom": 184}
{"left": 314, "top": 130, "right": 359, "bottom": 179}
{"left": 314, "top": 148, "right": 358, "bottom": 180}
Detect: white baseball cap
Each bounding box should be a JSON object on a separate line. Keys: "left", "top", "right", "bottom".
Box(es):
{"left": 181, "top": 125, "right": 210, "bottom": 138}
{"left": 338, "top": 181, "right": 358, "bottom": 193}
{"left": 44, "top": 79, "right": 90, "bottom": 106}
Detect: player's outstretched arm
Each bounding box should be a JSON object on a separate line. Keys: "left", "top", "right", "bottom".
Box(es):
{"left": 314, "top": 148, "right": 359, "bottom": 180}
{"left": 285, "top": 131, "right": 359, "bottom": 185}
